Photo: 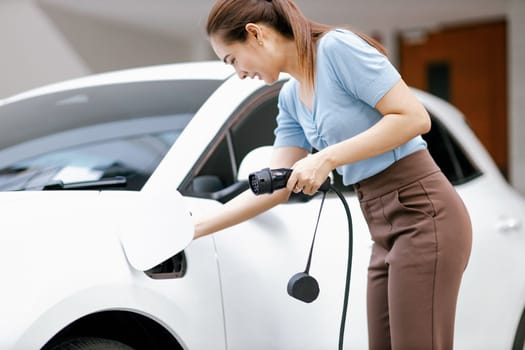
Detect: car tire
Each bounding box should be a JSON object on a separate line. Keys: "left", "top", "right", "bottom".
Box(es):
{"left": 514, "top": 309, "right": 525, "bottom": 350}
{"left": 49, "top": 337, "right": 135, "bottom": 350}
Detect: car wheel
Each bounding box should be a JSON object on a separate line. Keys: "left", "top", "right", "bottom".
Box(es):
{"left": 514, "top": 309, "right": 525, "bottom": 350}
{"left": 49, "top": 337, "right": 135, "bottom": 350}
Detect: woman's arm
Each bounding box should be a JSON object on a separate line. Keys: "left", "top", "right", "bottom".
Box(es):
{"left": 193, "top": 146, "right": 309, "bottom": 239}
{"left": 287, "top": 79, "right": 431, "bottom": 195}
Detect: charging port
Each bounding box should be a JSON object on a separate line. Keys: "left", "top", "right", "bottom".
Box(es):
{"left": 145, "top": 251, "right": 187, "bottom": 279}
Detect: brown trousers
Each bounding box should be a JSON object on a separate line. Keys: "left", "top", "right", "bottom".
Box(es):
{"left": 354, "top": 149, "right": 472, "bottom": 350}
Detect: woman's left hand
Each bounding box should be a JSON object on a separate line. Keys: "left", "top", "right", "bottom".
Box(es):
{"left": 286, "top": 152, "right": 334, "bottom": 196}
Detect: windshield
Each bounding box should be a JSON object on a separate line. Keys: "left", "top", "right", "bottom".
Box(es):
{"left": 0, "top": 79, "right": 223, "bottom": 191}
{"left": 0, "top": 129, "right": 179, "bottom": 191}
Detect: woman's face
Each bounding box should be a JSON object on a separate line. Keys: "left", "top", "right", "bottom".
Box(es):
{"left": 210, "top": 27, "right": 281, "bottom": 85}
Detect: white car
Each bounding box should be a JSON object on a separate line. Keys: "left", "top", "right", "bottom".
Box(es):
{"left": 0, "top": 61, "right": 524, "bottom": 350}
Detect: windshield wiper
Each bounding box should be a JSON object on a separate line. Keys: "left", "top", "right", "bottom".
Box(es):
{"left": 42, "top": 176, "right": 127, "bottom": 190}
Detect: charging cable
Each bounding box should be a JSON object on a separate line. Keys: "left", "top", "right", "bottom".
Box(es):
{"left": 249, "top": 168, "right": 353, "bottom": 350}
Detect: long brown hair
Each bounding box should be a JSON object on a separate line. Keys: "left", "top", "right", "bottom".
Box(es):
{"left": 206, "top": 0, "right": 386, "bottom": 90}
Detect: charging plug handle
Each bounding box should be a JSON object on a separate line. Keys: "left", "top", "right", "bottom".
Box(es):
{"left": 248, "top": 168, "right": 330, "bottom": 195}
{"left": 248, "top": 168, "right": 291, "bottom": 195}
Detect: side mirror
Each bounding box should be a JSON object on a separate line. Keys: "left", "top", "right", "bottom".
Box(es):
{"left": 237, "top": 146, "right": 273, "bottom": 182}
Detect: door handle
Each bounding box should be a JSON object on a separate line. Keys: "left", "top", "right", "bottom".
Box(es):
{"left": 496, "top": 216, "right": 522, "bottom": 233}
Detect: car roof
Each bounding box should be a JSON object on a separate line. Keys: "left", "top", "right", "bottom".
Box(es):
{"left": 0, "top": 61, "right": 234, "bottom": 106}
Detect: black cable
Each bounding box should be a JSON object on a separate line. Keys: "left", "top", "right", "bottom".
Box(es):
{"left": 302, "top": 183, "right": 353, "bottom": 349}
{"left": 304, "top": 191, "right": 326, "bottom": 274}
{"left": 328, "top": 184, "right": 353, "bottom": 350}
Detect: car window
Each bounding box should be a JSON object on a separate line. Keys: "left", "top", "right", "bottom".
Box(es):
{"left": 423, "top": 113, "right": 481, "bottom": 185}
{"left": 329, "top": 112, "right": 482, "bottom": 191}
{"left": 181, "top": 84, "right": 281, "bottom": 202}
{"left": 181, "top": 86, "right": 482, "bottom": 202}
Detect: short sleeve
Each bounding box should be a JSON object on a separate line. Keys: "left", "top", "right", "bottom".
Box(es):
{"left": 320, "top": 30, "right": 401, "bottom": 107}
{"left": 273, "top": 81, "right": 312, "bottom": 151}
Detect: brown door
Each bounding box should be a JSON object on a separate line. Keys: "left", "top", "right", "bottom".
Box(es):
{"left": 399, "top": 20, "right": 508, "bottom": 176}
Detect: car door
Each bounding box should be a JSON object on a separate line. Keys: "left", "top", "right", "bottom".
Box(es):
{"left": 178, "top": 77, "right": 371, "bottom": 350}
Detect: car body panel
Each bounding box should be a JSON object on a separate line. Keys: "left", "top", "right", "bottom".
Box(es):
{"left": 0, "top": 191, "right": 225, "bottom": 349}
{"left": 453, "top": 177, "right": 525, "bottom": 349}
{"left": 199, "top": 194, "right": 370, "bottom": 349}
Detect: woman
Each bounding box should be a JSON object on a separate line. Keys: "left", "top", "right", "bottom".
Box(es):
{"left": 194, "top": 0, "right": 472, "bottom": 349}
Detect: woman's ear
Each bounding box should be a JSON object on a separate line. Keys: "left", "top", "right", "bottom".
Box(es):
{"left": 245, "top": 23, "right": 263, "bottom": 42}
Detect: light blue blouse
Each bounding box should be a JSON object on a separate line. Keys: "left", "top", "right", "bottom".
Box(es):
{"left": 273, "top": 29, "right": 427, "bottom": 185}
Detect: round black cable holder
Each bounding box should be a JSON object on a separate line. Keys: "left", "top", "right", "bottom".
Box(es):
{"left": 286, "top": 191, "right": 326, "bottom": 303}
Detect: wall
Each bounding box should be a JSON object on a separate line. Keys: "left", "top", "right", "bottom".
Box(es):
{"left": 0, "top": 0, "right": 89, "bottom": 97}
{"left": 36, "top": 1, "right": 213, "bottom": 74}
{"left": 509, "top": 0, "right": 525, "bottom": 194}
{"left": 0, "top": 0, "right": 214, "bottom": 98}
